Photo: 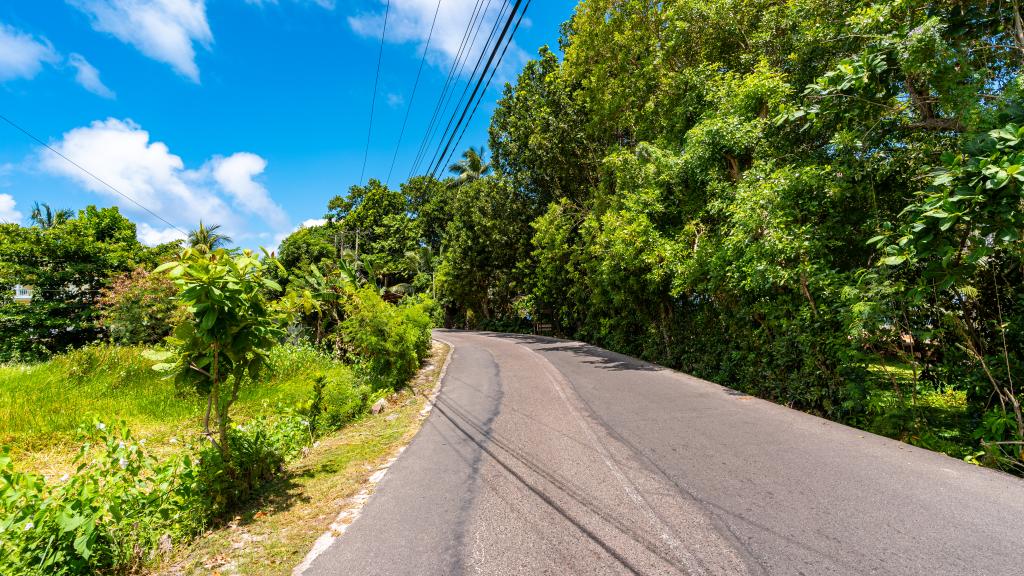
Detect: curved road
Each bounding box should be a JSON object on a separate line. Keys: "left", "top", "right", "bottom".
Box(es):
{"left": 305, "top": 330, "right": 1024, "bottom": 575}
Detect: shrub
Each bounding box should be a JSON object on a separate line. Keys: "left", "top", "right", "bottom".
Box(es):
{"left": 399, "top": 294, "right": 436, "bottom": 362}
{"left": 195, "top": 413, "right": 309, "bottom": 513}
{"left": 340, "top": 288, "right": 434, "bottom": 390}
{"left": 98, "top": 268, "right": 182, "bottom": 345}
{"left": 0, "top": 412, "right": 317, "bottom": 575}
{"left": 0, "top": 422, "right": 204, "bottom": 576}
{"left": 156, "top": 248, "right": 285, "bottom": 464}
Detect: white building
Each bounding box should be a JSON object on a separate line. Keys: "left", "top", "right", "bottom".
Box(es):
{"left": 13, "top": 285, "right": 32, "bottom": 303}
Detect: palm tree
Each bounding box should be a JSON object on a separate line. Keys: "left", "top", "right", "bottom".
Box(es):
{"left": 188, "top": 221, "right": 232, "bottom": 252}
{"left": 447, "top": 146, "right": 492, "bottom": 186}
{"left": 30, "top": 202, "right": 74, "bottom": 229}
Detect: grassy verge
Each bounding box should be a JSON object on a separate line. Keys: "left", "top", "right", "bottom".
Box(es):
{"left": 861, "top": 360, "right": 975, "bottom": 458}
{"left": 0, "top": 343, "right": 353, "bottom": 476}
{"left": 153, "top": 340, "right": 450, "bottom": 576}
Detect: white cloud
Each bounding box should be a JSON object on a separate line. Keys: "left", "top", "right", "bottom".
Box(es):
{"left": 0, "top": 23, "right": 59, "bottom": 82}
{"left": 245, "top": 0, "right": 335, "bottom": 8}
{"left": 212, "top": 152, "right": 288, "bottom": 229}
{"left": 69, "top": 0, "right": 212, "bottom": 82}
{"left": 386, "top": 92, "right": 404, "bottom": 107}
{"left": 68, "top": 53, "right": 115, "bottom": 98}
{"left": 0, "top": 194, "right": 22, "bottom": 223}
{"left": 39, "top": 118, "right": 290, "bottom": 244}
{"left": 348, "top": 0, "right": 528, "bottom": 79}
{"left": 136, "top": 222, "right": 185, "bottom": 245}
{"left": 299, "top": 218, "right": 326, "bottom": 228}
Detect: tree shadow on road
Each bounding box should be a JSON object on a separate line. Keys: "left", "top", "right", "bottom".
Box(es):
{"left": 473, "top": 331, "right": 662, "bottom": 373}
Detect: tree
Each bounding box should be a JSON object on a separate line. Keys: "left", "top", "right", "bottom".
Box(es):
{"left": 98, "top": 268, "right": 182, "bottom": 345}
{"left": 276, "top": 222, "right": 337, "bottom": 283}
{"left": 188, "top": 221, "right": 232, "bottom": 252}
{"left": 435, "top": 177, "right": 532, "bottom": 326}
{"left": 29, "top": 202, "right": 74, "bottom": 229}
{"left": 325, "top": 179, "right": 419, "bottom": 284}
{"left": 447, "top": 146, "right": 492, "bottom": 186}
{"left": 156, "top": 248, "right": 284, "bottom": 462}
{"left": 0, "top": 206, "right": 152, "bottom": 360}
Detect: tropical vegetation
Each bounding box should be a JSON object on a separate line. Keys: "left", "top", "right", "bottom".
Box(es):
{"left": 272, "top": 0, "right": 1024, "bottom": 473}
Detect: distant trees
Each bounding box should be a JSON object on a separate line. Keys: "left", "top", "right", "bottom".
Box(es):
{"left": 29, "top": 203, "right": 74, "bottom": 229}
{"left": 447, "top": 146, "right": 492, "bottom": 185}
{"left": 0, "top": 206, "right": 170, "bottom": 360}
{"left": 188, "top": 222, "right": 232, "bottom": 252}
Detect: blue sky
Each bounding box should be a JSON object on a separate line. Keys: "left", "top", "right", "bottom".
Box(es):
{"left": 0, "top": 0, "right": 575, "bottom": 247}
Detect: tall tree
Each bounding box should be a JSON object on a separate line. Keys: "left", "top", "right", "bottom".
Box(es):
{"left": 447, "top": 146, "right": 492, "bottom": 185}
{"left": 29, "top": 202, "right": 74, "bottom": 229}
{"left": 188, "top": 221, "right": 232, "bottom": 252}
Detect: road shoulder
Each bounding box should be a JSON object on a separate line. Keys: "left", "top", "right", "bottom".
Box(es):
{"left": 152, "top": 340, "right": 452, "bottom": 576}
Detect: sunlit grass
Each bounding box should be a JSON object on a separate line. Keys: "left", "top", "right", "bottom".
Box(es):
{"left": 0, "top": 343, "right": 353, "bottom": 474}
{"left": 862, "top": 359, "right": 974, "bottom": 458}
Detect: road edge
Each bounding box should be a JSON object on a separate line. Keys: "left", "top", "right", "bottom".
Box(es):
{"left": 292, "top": 337, "right": 454, "bottom": 575}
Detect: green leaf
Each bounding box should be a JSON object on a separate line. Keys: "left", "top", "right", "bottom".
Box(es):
{"left": 153, "top": 261, "right": 178, "bottom": 274}
{"left": 141, "top": 349, "right": 173, "bottom": 362}
{"left": 200, "top": 309, "right": 218, "bottom": 331}
{"left": 881, "top": 255, "right": 907, "bottom": 266}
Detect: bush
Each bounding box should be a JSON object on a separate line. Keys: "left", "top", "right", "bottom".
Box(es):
{"left": 399, "top": 294, "right": 437, "bottom": 362}
{"left": 195, "top": 414, "right": 309, "bottom": 513}
{"left": 0, "top": 422, "right": 204, "bottom": 575}
{"left": 98, "top": 268, "right": 182, "bottom": 345}
{"left": 340, "top": 288, "right": 434, "bottom": 390}
{"left": 295, "top": 375, "right": 372, "bottom": 435}
{"left": 0, "top": 412, "right": 316, "bottom": 575}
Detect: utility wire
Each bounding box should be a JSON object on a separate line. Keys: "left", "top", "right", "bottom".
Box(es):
{"left": 407, "top": 0, "right": 490, "bottom": 179}
{"left": 385, "top": 0, "right": 443, "bottom": 186}
{"left": 428, "top": 0, "right": 525, "bottom": 179}
{"left": 425, "top": 0, "right": 513, "bottom": 176}
{"left": 416, "top": 0, "right": 500, "bottom": 173}
{"left": 359, "top": 0, "right": 393, "bottom": 185}
{"left": 408, "top": 0, "right": 489, "bottom": 178}
{"left": 441, "top": 0, "right": 531, "bottom": 174}
{"left": 0, "top": 113, "right": 187, "bottom": 235}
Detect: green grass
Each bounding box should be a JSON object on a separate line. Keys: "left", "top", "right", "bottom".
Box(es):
{"left": 863, "top": 360, "right": 975, "bottom": 458}
{"left": 155, "top": 341, "right": 450, "bottom": 576}
{"left": 0, "top": 343, "right": 353, "bottom": 475}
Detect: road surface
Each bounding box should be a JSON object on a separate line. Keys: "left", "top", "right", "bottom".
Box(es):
{"left": 304, "top": 330, "right": 1024, "bottom": 575}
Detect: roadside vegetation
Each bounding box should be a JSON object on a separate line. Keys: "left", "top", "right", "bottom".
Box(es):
{"left": 0, "top": 207, "right": 437, "bottom": 573}
{"left": 2, "top": 0, "right": 1023, "bottom": 572}
{"left": 462, "top": 0, "right": 1022, "bottom": 471}
{"left": 277, "top": 0, "right": 1024, "bottom": 473}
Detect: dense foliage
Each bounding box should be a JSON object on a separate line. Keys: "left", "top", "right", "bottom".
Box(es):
{"left": 416, "top": 0, "right": 1024, "bottom": 469}
{"left": 97, "top": 268, "right": 182, "bottom": 345}
{"left": 2, "top": 208, "right": 436, "bottom": 573}
{"left": 0, "top": 206, "right": 176, "bottom": 361}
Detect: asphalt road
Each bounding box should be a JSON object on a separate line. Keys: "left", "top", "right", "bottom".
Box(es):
{"left": 305, "top": 330, "right": 1024, "bottom": 576}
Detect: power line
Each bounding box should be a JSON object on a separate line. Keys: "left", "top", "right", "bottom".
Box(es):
{"left": 407, "top": 0, "right": 491, "bottom": 180}
{"left": 0, "top": 113, "right": 187, "bottom": 235}
{"left": 441, "top": 0, "right": 531, "bottom": 174}
{"left": 385, "top": 0, "right": 443, "bottom": 187}
{"left": 425, "top": 0, "right": 513, "bottom": 176}
{"left": 359, "top": 0, "right": 393, "bottom": 186}
{"left": 408, "top": 0, "right": 491, "bottom": 178}
{"left": 428, "top": 0, "right": 526, "bottom": 179}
